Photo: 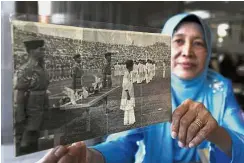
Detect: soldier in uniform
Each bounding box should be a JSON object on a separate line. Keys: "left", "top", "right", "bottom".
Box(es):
{"left": 102, "top": 52, "right": 112, "bottom": 88}
{"left": 13, "top": 40, "right": 49, "bottom": 155}
{"left": 72, "top": 54, "right": 84, "bottom": 91}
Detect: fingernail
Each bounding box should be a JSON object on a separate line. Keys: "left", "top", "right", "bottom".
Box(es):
{"left": 73, "top": 142, "right": 83, "bottom": 147}
{"left": 68, "top": 142, "right": 84, "bottom": 156}
{"left": 189, "top": 142, "right": 194, "bottom": 148}
{"left": 54, "top": 146, "right": 65, "bottom": 157}
{"left": 171, "top": 132, "right": 177, "bottom": 139}
{"left": 178, "top": 141, "right": 184, "bottom": 148}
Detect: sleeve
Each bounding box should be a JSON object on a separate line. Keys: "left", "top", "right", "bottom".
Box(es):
{"left": 122, "top": 73, "right": 131, "bottom": 91}
{"left": 213, "top": 80, "right": 244, "bottom": 163}
{"left": 72, "top": 66, "right": 77, "bottom": 89}
{"left": 92, "top": 129, "right": 144, "bottom": 163}
{"left": 13, "top": 69, "right": 31, "bottom": 123}
{"left": 44, "top": 93, "right": 49, "bottom": 110}
{"left": 71, "top": 65, "right": 77, "bottom": 77}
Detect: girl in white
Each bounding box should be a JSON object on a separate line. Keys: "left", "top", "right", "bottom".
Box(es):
{"left": 132, "top": 61, "right": 139, "bottom": 83}
{"left": 162, "top": 60, "right": 166, "bottom": 78}
{"left": 120, "top": 60, "right": 136, "bottom": 125}
{"left": 137, "top": 60, "right": 145, "bottom": 83}
{"left": 145, "top": 60, "right": 151, "bottom": 83}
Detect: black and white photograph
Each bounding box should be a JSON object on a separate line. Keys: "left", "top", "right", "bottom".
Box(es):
{"left": 11, "top": 20, "right": 171, "bottom": 156}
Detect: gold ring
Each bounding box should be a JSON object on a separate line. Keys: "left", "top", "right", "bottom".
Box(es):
{"left": 194, "top": 118, "right": 203, "bottom": 128}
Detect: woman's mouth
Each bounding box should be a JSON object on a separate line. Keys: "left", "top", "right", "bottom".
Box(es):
{"left": 178, "top": 62, "right": 196, "bottom": 69}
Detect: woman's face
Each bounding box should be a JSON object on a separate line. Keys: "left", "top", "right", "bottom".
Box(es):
{"left": 171, "top": 22, "right": 207, "bottom": 80}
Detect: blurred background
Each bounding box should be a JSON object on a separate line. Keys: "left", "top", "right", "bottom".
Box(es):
{"left": 2, "top": 1, "right": 244, "bottom": 162}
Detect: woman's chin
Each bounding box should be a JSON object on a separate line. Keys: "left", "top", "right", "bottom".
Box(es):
{"left": 173, "top": 71, "right": 196, "bottom": 80}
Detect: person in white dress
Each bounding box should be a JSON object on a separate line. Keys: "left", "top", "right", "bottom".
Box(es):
{"left": 142, "top": 61, "right": 147, "bottom": 82}
{"left": 120, "top": 60, "right": 136, "bottom": 125}
{"left": 162, "top": 60, "right": 166, "bottom": 78}
{"left": 122, "top": 63, "right": 126, "bottom": 76}
{"left": 137, "top": 60, "right": 142, "bottom": 83}
{"left": 114, "top": 61, "right": 119, "bottom": 76}
{"left": 145, "top": 60, "right": 151, "bottom": 83}
{"left": 149, "top": 60, "right": 154, "bottom": 82}
{"left": 132, "top": 61, "right": 139, "bottom": 83}
{"left": 152, "top": 61, "right": 156, "bottom": 79}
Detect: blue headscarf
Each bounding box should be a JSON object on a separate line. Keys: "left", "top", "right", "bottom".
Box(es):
{"left": 162, "top": 13, "right": 213, "bottom": 109}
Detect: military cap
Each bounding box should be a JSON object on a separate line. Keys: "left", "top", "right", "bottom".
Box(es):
{"left": 73, "top": 54, "right": 81, "bottom": 59}
{"left": 24, "top": 40, "right": 44, "bottom": 53}
{"left": 104, "top": 52, "right": 112, "bottom": 58}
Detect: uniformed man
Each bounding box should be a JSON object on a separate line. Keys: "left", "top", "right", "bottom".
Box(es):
{"left": 72, "top": 54, "right": 84, "bottom": 91}
{"left": 13, "top": 40, "right": 49, "bottom": 155}
{"left": 102, "top": 52, "right": 112, "bottom": 88}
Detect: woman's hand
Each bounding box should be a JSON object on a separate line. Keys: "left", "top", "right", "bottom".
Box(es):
{"left": 38, "top": 142, "right": 87, "bottom": 163}
{"left": 171, "top": 99, "right": 219, "bottom": 148}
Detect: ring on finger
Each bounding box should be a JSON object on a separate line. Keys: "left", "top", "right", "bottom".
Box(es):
{"left": 194, "top": 118, "right": 203, "bottom": 129}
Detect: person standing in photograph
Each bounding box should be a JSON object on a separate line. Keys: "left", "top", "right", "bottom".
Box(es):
{"left": 60, "top": 57, "right": 65, "bottom": 80}
{"left": 132, "top": 60, "right": 139, "bottom": 83}
{"left": 146, "top": 59, "right": 151, "bottom": 83}
{"left": 102, "top": 52, "right": 112, "bottom": 88}
{"left": 13, "top": 40, "right": 49, "bottom": 154}
{"left": 58, "top": 57, "right": 63, "bottom": 81}
{"left": 54, "top": 56, "right": 59, "bottom": 81}
{"left": 152, "top": 60, "right": 156, "bottom": 79}
{"left": 72, "top": 54, "right": 84, "bottom": 92}
{"left": 113, "top": 61, "right": 120, "bottom": 86}
{"left": 137, "top": 59, "right": 144, "bottom": 83}
{"left": 114, "top": 61, "right": 119, "bottom": 77}
{"left": 142, "top": 60, "right": 147, "bottom": 82}
{"left": 120, "top": 60, "right": 136, "bottom": 125}
{"left": 49, "top": 55, "right": 54, "bottom": 82}
{"left": 163, "top": 59, "right": 166, "bottom": 78}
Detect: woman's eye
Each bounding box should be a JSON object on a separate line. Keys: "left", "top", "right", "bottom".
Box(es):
{"left": 194, "top": 41, "right": 205, "bottom": 47}
{"left": 174, "top": 39, "right": 184, "bottom": 45}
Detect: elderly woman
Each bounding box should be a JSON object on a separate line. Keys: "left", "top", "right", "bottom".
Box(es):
{"left": 39, "top": 13, "right": 244, "bottom": 163}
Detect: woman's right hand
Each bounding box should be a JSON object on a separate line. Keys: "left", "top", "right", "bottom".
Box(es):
{"left": 38, "top": 142, "right": 87, "bottom": 163}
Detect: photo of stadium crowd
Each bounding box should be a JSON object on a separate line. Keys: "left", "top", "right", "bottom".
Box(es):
{"left": 11, "top": 20, "right": 171, "bottom": 156}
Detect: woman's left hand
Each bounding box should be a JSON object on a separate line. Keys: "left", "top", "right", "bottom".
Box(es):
{"left": 171, "top": 99, "right": 219, "bottom": 148}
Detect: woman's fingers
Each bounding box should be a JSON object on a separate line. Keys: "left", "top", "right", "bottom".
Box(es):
{"left": 188, "top": 119, "right": 218, "bottom": 148}
{"left": 172, "top": 99, "right": 219, "bottom": 148}
{"left": 80, "top": 142, "right": 87, "bottom": 163}
{"left": 69, "top": 142, "right": 87, "bottom": 163}
{"left": 177, "top": 110, "right": 196, "bottom": 147}
{"left": 38, "top": 146, "right": 68, "bottom": 163}
{"left": 185, "top": 119, "right": 202, "bottom": 146}
{"left": 58, "top": 141, "right": 87, "bottom": 163}
{"left": 171, "top": 100, "right": 190, "bottom": 138}
{"left": 185, "top": 110, "right": 209, "bottom": 145}
{"left": 58, "top": 154, "right": 76, "bottom": 163}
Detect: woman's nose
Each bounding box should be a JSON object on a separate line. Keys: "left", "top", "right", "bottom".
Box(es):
{"left": 182, "top": 43, "right": 193, "bottom": 57}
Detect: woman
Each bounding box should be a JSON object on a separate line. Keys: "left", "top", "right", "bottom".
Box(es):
{"left": 39, "top": 13, "right": 244, "bottom": 163}
{"left": 120, "top": 60, "right": 136, "bottom": 125}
